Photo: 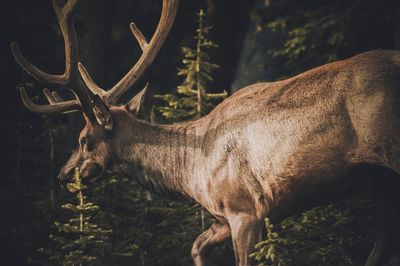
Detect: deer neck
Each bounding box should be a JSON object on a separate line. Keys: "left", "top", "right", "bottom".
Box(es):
{"left": 119, "top": 118, "right": 199, "bottom": 199}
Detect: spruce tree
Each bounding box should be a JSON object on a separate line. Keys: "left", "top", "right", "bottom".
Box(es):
{"left": 155, "top": 9, "right": 227, "bottom": 122}
{"left": 49, "top": 168, "right": 111, "bottom": 265}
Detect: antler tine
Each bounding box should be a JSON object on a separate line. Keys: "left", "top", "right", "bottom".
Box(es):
{"left": 52, "top": 91, "right": 64, "bottom": 102}
{"left": 11, "top": 0, "right": 92, "bottom": 114}
{"left": 11, "top": 43, "right": 67, "bottom": 85}
{"left": 130, "top": 22, "right": 148, "bottom": 51}
{"left": 52, "top": 0, "right": 79, "bottom": 81}
{"left": 78, "top": 0, "right": 179, "bottom": 104}
{"left": 43, "top": 88, "right": 59, "bottom": 104}
{"left": 20, "top": 86, "right": 80, "bottom": 114}
{"left": 78, "top": 63, "right": 104, "bottom": 95}
{"left": 43, "top": 88, "right": 80, "bottom": 114}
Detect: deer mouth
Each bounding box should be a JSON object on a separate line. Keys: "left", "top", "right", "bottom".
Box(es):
{"left": 79, "top": 161, "right": 104, "bottom": 180}
{"left": 58, "top": 161, "right": 104, "bottom": 183}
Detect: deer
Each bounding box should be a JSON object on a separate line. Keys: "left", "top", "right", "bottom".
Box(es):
{"left": 11, "top": 0, "right": 400, "bottom": 265}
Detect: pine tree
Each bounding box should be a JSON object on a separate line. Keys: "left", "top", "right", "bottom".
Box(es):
{"left": 49, "top": 168, "right": 111, "bottom": 266}
{"left": 250, "top": 218, "right": 292, "bottom": 266}
{"left": 155, "top": 9, "right": 227, "bottom": 122}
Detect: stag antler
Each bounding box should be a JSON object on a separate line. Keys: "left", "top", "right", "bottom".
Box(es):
{"left": 78, "top": 0, "right": 179, "bottom": 104}
{"left": 11, "top": 0, "right": 92, "bottom": 114}
{"left": 12, "top": 0, "right": 179, "bottom": 112}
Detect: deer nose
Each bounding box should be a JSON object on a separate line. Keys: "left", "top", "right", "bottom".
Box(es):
{"left": 58, "top": 167, "right": 74, "bottom": 183}
{"left": 57, "top": 173, "right": 67, "bottom": 186}
{"left": 58, "top": 172, "right": 68, "bottom": 184}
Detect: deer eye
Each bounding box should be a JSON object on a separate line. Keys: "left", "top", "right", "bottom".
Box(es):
{"left": 80, "top": 137, "right": 87, "bottom": 147}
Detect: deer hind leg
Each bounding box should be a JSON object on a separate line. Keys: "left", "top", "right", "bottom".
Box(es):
{"left": 228, "top": 214, "right": 264, "bottom": 266}
{"left": 365, "top": 166, "right": 400, "bottom": 266}
{"left": 191, "top": 222, "right": 231, "bottom": 266}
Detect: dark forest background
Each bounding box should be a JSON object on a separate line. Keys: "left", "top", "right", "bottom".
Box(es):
{"left": 1, "top": 0, "right": 400, "bottom": 265}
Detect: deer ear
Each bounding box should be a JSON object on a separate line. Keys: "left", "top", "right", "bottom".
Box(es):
{"left": 92, "top": 95, "right": 113, "bottom": 131}
{"left": 126, "top": 84, "right": 148, "bottom": 115}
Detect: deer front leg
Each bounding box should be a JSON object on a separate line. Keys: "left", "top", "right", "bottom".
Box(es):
{"left": 191, "top": 222, "right": 231, "bottom": 266}
{"left": 229, "top": 215, "right": 264, "bottom": 266}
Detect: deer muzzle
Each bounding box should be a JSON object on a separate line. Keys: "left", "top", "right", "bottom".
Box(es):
{"left": 58, "top": 160, "right": 103, "bottom": 183}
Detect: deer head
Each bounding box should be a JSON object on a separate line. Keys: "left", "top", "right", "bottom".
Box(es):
{"left": 12, "top": 0, "right": 179, "bottom": 181}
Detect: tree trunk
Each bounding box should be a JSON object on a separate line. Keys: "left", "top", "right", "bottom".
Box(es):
{"left": 231, "top": 0, "right": 285, "bottom": 92}
{"left": 206, "top": 0, "right": 255, "bottom": 94}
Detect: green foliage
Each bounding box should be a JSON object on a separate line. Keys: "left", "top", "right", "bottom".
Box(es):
{"left": 251, "top": 218, "right": 292, "bottom": 266}
{"left": 155, "top": 9, "right": 227, "bottom": 122}
{"left": 48, "top": 168, "right": 112, "bottom": 266}
{"left": 252, "top": 199, "right": 375, "bottom": 266}
{"left": 252, "top": 0, "right": 358, "bottom": 77}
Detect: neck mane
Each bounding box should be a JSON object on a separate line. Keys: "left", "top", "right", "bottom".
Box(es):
{"left": 120, "top": 118, "right": 203, "bottom": 199}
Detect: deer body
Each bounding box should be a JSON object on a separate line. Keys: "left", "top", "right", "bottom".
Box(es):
{"left": 121, "top": 49, "right": 400, "bottom": 214}
{"left": 12, "top": 0, "right": 400, "bottom": 265}
{"left": 92, "top": 49, "right": 400, "bottom": 265}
